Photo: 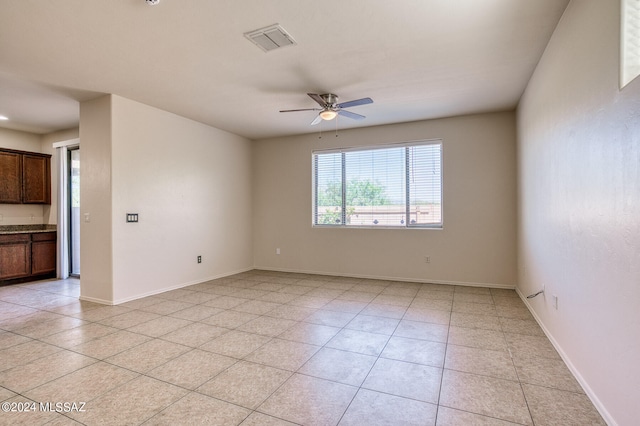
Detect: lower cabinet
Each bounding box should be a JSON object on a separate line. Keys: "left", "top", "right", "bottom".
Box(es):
{"left": 0, "top": 234, "right": 31, "bottom": 280}
{"left": 0, "top": 232, "right": 56, "bottom": 283}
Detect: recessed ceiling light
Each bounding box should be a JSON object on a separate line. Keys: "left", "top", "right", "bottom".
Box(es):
{"left": 0, "top": 115, "right": 8, "bottom": 121}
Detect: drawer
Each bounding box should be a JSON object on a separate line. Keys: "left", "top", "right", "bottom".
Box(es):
{"left": 0, "top": 234, "right": 30, "bottom": 244}
{"left": 32, "top": 232, "right": 57, "bottom": 242}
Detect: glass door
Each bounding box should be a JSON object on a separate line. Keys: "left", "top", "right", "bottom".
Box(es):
{"left": 68, "top": 148, "right": 80, "bottom": 276}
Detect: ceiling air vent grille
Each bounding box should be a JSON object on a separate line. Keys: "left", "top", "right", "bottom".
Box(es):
{"left": 244, "top": 24, "right": 297, "bottom": 52}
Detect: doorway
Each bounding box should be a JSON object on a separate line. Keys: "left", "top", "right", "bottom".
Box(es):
{"left": 68, "top": 147, "right": 80, "bottom": 277}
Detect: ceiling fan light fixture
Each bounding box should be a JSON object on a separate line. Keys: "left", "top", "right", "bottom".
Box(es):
{"left": 319, "top": 110, "right": 337, "bottom": 120}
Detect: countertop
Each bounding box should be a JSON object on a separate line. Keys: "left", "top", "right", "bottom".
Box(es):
{"left": 0, "top": 225, "right": 57, "bottom": 235}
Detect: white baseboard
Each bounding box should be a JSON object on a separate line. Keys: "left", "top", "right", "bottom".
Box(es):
{"left": 254, "top": 265, "right": 515, "bottom": 289}
{"left": 516, "top": 288, "right": 616, "bottom": 426}
{"left": 79, "top": 266, "right": 254, "bottom": 306}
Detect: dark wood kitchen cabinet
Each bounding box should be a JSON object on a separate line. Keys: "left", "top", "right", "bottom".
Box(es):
{"left": 0, "top": 148, "right": 51, "bottom": 204}
{"left": 0, "top": 232, "right": 56, "bottom": 283}
{"left": 0, "top": 234, "right": 31, "bottom": 280}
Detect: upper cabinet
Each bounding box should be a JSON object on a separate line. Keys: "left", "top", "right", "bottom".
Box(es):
{"left": 0, "top": 149, "right": 51, "bottom": 205}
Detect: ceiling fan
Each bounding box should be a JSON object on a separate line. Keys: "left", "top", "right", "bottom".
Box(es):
{"left": 280, "top": 93, "right": 373, "bottom": 125}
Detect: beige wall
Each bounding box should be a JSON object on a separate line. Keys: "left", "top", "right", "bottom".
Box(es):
{"left": 517, "top": 1, "right": 640, "bottom": 424}
{"left": 253, "top": 112, "right": 517, "bottom": 287}
{"left": 79, "top": 95, "right": 254, "bottom": 303}
{"left": 79, "top": 95, "right": 114, "bottom": 302}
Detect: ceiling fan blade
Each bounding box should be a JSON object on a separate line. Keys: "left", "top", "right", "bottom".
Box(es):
{"left": 336, "top": 97, "right": 373, "bottom": 109}
{"left": 279, "top": 108, "right": 320, "bottom": 113}
{"left": 307, "top": 93, "right": 326, "bottom": 107}
{"left": 338, "top": 109, "right": 365, "bottom": 120}
{"left": 310, "top": 115, "right": 322, "bottom": 125}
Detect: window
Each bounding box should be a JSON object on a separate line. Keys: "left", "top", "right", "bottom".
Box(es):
{"left": 313, "top": 140, "right": 442, "bottom": 228}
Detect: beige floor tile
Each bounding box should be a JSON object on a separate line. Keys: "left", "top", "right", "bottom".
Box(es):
{"left": 410, "top": 298, "right": 454, "bottom": 311}
{"left": 198, "top": 360, "right": 291, "bottom": 409}
{"left": 172, "top": 291, "right": 219, "bottom": 304}
{"left": 245, "top": 338, "right": 319, "bottom": 371}
{"left": 277, "top": 322, "right": 340, "bottom": 346}
{"left": 139, "top": 300, "right": 195, "bottom": 315}
{"left": 345, "top": 314, "right": 400, "bottom": 335}
{"left": 233, "top": 300, "right": 281, "bottom": 315}
{"left": 160, "top": 322, "right": 229, "bottom": 347}
{"left": 147, "top": 349, "right": 236, "bottom": 389}
{"left": 360, "top": 303, "right": 407, "bottom": 319}
{"left": 201, "top": 310, "right": 258, "bottom": 328}
{"left": 492, "top": 296, "right": 525, "bottom": 307}
{"left": 0, "top": 386, "right": 16, "bottom": 401}
{"left": 303, "top": 309, "right": 356, "bottom": 327}
{"left": 240, "top": 412, "right": 298, "bottom": 426}
{"left": 40, "top": 323, "right": 118, "bottom": 349}
{"left": 505, "top": 333, "right": 560, "bottom": 360}
{"left": 340, "top": 388, "right": 438, "bottom": 426}
{"left": 362, "top": 358, "right": 442, "bottom": 403}
{"left": 513, "top": 354, "right": 583, "bottom": 393}
{"left": 287, "top": 295, "right": 331, "bottom": 309}
{"left": 436, "top": 406, "right": 521, "bottom": 425}
{"left": 203, "top": 295, "right": 249, "bottom": 309}
{"left": 200, "top": 330, "right": 271, "bottom": 359}
{"left": 452, "top": 301, "right": 498, "bottom": 316}
{"left": 326, "top": 329, "right": 390, "bottom": 356}
{"left": 70, "top": 329, "right": 151, "bottom": 359}
{"left": 25, "top": 361, "right": 138, "bottom": 402}
{"left": 232, "top": 288, "right": 270, "bottom": 300}
{"left": 495, "top": 305, "right": 534, "bottom": 320}
{"left": 522, "top": 384, "right": 606, "bottom": 425}
{"left": 11, "top": 316, "right": 86, "bottom": 339}
{"left": 277, "top": 284, "right": 313, "bottom": 295}
{"left": 336, "top": 290, "right": 377, "bottom": 303}
{"left": 155, "top": 288, "right": 199, "bottom": 300}
{"left": 0, "top": 310, "right": 63, "bottom": 331}
{"left": 146, "top": 392, "right": 250, "bottom": 425}
{"left": 499, "top": 317, "right": 545, "bottom": 336}
{"left": 381, "top": 336, "right": 446, "bottom": 367}
{"left": 299, "top": 347, "right": 376, "bottom": 386}
{"left": 440, "top": 369, "right": 531, "bottom": 425}
{"left": 381, "top": 286, "right": 419, "bottom": 297}
{"left": 264, "top": 305, "right": 316, "bottom": 321}
{"left": 394, "top": 319, "right": 449, "bottom": 343}
{"left": 236, "top": 316, "right": 297, "bottom": 337}
{"left": 490, "top": 289, "right": 519, "bottom": 299}
{"left": 97, "top": 310, "right": 161, "bottom": 329}
{"left": 125, "top": 315, "right": 192, "bottom": 338}
{"left": 321, "top": 299, "right": 367, "bottom": 314}
{"left": 118, "top": 296, "right": 165, "bottom": 309}
{"left": 415, "top": 289, "right": 454, "bottom": 300}
{"left": 67, "top": 375, "right": 187, "bottom": 425}
{"left": 0, "top": 340, "right": 62, "bottom": 371}
{"left": 106, "top": 339, "right": 190, "bottom": 373}
{"left": 258, "top": 373, "right": 358, "bottom": 426}
{"left": 0, "top": 331, "right": 31, "bottom": 350}
{"left": 69, "top": 305, "right": 131, "bottom": 322}
{"left": 451, "top": 312, "right": 502, "bottom": 331}
{"left": 453, "top": 293, "right": 494, "bottom": 304}
{"left": 259, "top": 292, "right": 299, "bottom": 304}
{"left": 372, "top": 294, "right": 414, "bottom": 307}
{"left": 448, "top": 326, "right": 508, "bottom": 351}
{"left": 403, "top": 307, "right": 451, "bottom": 325}
{"left": 0, "top": 349, "right": 96, "bottom": 393}
{"left": 445, "top": 344, "right": 518, "bottom": 380}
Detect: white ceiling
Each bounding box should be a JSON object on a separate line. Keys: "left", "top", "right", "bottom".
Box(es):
{"left": 0, "top": 0, "right": 569, "bottom": 140}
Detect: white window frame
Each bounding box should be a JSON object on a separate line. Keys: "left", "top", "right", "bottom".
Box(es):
{"left": 312, "top": 139, "right": 443, "bottom": 229}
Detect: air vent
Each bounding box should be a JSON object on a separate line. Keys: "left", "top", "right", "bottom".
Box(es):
{"left": 244, "top": 24, "right": 297, "bottom": 52}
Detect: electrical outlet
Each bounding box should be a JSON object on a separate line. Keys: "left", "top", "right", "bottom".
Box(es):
{"left": 276, "top": 248, "right": 281, "bottom": 255}
{"left": 424, "top": 256, "right": 431, "bottom": 263}
{"left": 552, "top": 294, "right": 558, "bottom": 310}
{"left": 197, "top": 255, "right": 202, "bottom": 264}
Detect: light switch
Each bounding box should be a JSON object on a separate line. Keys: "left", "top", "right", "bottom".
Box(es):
{"left": 84, "top": 213, "right": 90, "bottom": 223}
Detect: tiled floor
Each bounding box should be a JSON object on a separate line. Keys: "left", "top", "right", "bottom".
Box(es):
{"left": 0, "top": 270, "right": 606, "bottom": 425}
